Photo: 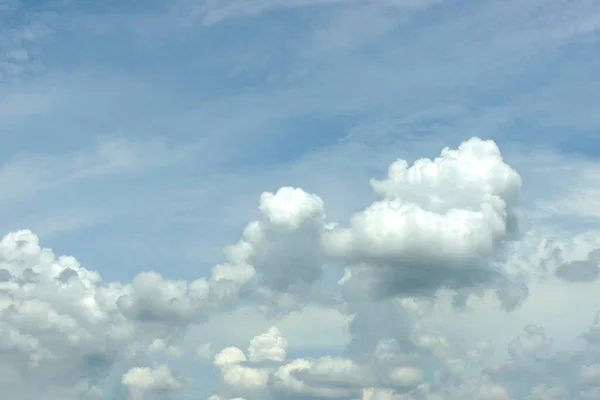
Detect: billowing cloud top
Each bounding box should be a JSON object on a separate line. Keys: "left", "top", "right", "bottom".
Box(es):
{"left": 326, "top": 137, "right": 523, "bottom": 298}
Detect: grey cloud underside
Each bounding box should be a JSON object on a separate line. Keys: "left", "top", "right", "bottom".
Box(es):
{"left": 555, "top": 249, "right": 600, "bottom": 283}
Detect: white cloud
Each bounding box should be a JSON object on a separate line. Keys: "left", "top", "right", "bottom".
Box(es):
{"left": 326, "top": 137, "right": 523, "bottom": 298}
{"left": 5, "top": 0, "right": 600, "bottom": 398}
{"left": 388, "top": 367, "right": 423, "bottom": 388}
{"left": 122, "top": 364, "right": 182, "bottom": 400}
{"left": 247, "top": 326, "right": 287, "bottom": 362}
{"left": 249, "top": 186, "right": 327, "bottom": 293}
{"left": 2, "top": 136, "right": 600, "bottom": 399}
{"left": 213, "top": 346, "right": 269, "bottom": 393}
{"left": 0, "top": 228, "right": 254, "bottom": 398}
{"left": 147, "top": 338, "right": 182, "bottom": 358}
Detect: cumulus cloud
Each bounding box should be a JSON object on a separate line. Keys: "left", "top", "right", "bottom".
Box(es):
{"left": 147, "top": 338, "right": 182, "bottom": 358}
{"left": 214, "top": 346, "right": 269, "bottom": 392}
{"left": 247, "top": 326, "right": 288, "bottom": 363}
{"left": 325, "top": 137, "right": 523, "bottom": 298}
{"left": 4, "top": 136, "right": 600, "bottom": 399}
{"left": 210, "top": 324, "right": 432, "bottom": 399}
{"left": 211, "top": 335, "right": 271, "bottom": 398}
{"left": 0, "top": 228, "right": 253, "bottom": 398}
{"left": 248, "top": 187, "right": 327, "bottom": 293}
{"left": 0, "top": 180, "right": 332, "bottom": 397}
{"left": 121, "top": 364, "right": 182, "bottom": 400}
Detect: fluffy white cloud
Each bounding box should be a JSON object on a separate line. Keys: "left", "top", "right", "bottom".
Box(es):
{"left": 388, "top": 366, "right": 423, "bottom": 387}
{"left": 121, "top": 364, "right": 182, "bottom": 400}
{"left": 147, "top": 338, "right": 182, "bottom": 358}
{"left": 211, "top": 325, "right": 431, "bottom": 399}
{"left": 248, "top": 187, "right": 327, "bottom": 293}
{"left": 247, "top": 326, "right": 288, "bottom": 362}
{"left": 212, "top": 336, "right": 270, "bottom": 397}
{"left": 0, "top": 227, "right": 255, "bottom": 399}
{"left": 199, "top": 139, "right": 600, "bottom": 400}
{"left": 4, "top": 137, "right": 600, "bottom": 400}
{"left": 325, "top": 137, "right": 523, "bottom": 298}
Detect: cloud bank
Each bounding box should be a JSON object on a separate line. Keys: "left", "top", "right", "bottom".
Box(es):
{"left": 1, "top": 137, "right": 599, "bottom": 399}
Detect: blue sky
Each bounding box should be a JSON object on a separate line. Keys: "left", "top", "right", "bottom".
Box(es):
{"left": 3, "top": 0, "right": 599, "bottom": 281}
{"left": 2, "top": 1, "right": 600, "bottom": 399}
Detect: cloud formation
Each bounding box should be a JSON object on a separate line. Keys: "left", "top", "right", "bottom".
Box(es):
{"left": 328, "top": 137, "right": 523, "bottom": 298}
{"left": 122, "top": 364, "right": 182, "bottom": 400}
{"left": 4, "top": 0, "right": 600, "bottom": 398}
{"left": 1, "top": 137, "right": 600, "bottom": 399}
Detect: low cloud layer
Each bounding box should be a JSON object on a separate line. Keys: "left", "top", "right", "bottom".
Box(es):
{"left": 0, "top": 138, "right": 599, "bottom": 399}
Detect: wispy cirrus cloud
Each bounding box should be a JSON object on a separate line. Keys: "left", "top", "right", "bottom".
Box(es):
{"left": 0, "top": 137, "right": 195, "bottom": 204}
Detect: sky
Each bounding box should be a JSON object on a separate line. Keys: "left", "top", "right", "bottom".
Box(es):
{"left": 1, "top": 0, "right": 600, "bottom": 399}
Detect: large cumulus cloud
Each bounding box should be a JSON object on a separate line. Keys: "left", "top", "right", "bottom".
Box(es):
{"left": 325, "top": 137, "right": 523, "bottom": 298}
{"left": 3, "top": 137, "right": 600, "bottom": 399}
